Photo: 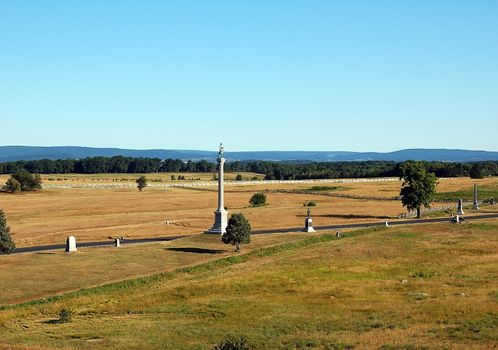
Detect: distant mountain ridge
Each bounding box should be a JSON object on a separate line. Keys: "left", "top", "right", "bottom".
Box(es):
{"left": 1, "top": 146, "right": 498, "bottom": 163}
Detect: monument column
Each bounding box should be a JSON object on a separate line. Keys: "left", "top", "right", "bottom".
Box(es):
{"left": 205, "top": 144, "right": 228, "bottom": 234}
{"left": 218, "top": 157, "right": 225, "bottom": 211}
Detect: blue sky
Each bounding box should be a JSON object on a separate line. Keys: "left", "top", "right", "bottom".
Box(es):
{"left": 1, "top": 0, "right": 497, "bottom": 152}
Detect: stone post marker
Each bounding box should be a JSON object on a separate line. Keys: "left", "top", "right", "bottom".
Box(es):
{"left": 303, "top": 208, "right": 316, "bottom": 232}
{"left": 473, "top": 184, "right": 480, "bottom": 210}
{"left": 457, "top": 198, "right": 465, "bottom": 215}
{"left": 115, "top": 238, "right": 121, "bottom": 247}
{"left": 205, "top": 143, "right": 228, "bottom": 234}
{"left": 65, "top": 236, "right": 77, "bottom": 252}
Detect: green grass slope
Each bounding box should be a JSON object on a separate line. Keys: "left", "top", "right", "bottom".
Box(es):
{"left": 1, "top": 222, "right": 497, "bottom": 349}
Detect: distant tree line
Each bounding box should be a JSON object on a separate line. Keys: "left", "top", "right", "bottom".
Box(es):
{"left": 0, "top": 157, "right": 497, "bottom": 179}
{"left": 0, "top": 157, "right": 216, "bottom": 174}
{"left": 227, "top": 160, "right": 498, "bottom": 180}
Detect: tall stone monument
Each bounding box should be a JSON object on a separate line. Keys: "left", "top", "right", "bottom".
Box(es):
{"left": 473, "top": 184, "right": 480, "bottom": 210}
{"left": 205, "top": 143, "right": 228, "bottom": 234}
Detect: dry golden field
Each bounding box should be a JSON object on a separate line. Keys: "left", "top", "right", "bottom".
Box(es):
{"left": 0, "top": 175, "right": 497, "bottom": 349}
{"left": 0, "top": 175, "right": 496, "bottom": 247}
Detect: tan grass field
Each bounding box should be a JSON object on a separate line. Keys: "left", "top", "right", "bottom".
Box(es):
{"left": 0, "top": 220, "right": 497, "bottom": 349}
{"left": 0, "top": 172, "right": 264, "bottom": 186}
{"left": 0, "top": 176, "right": 496, "bottom": 247}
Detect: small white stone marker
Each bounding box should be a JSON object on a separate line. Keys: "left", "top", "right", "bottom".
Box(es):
{"left": 473, "top": 184, "right": 480, "bottom": 210}
{"left": 304, "top": 218, "right": 315, "bottom": 232}
{"left": 385, "top": 221, "right": 389, "bottom": 228}
{"left": 115, "top": 238, "right": 121, "bottom": 247}
{"left": 457, "top": 198, "right": 465, "bottom": 215}
{"left": 65, "top": 236, "right": 77, "bottom": 252}
{"left": 335, "top": 231, "right": 342, "bottom": 238}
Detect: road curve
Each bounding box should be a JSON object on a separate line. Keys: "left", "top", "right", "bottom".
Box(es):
{"left": 9, "top": 213, "right": 498, "bottom": 254}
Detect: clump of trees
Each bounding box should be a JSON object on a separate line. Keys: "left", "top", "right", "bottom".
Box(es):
{"left": 222, "top": 213, "right": 251, "bottom": 252}
{"left": 136, "top": 176, "right": 147, "bottom": 191}
{"left": 3, "top": 171, "right": 42, "bottom": 193}
{"left": 399, "top": 161, "right": 437, "bottom": 219}
{"left": 249, "top": 192, "right": 266, "bottom": 207}
{"left": 0, "top": 209, "right": 15, "bottom": 254}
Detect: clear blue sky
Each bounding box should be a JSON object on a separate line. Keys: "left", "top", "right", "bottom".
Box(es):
{"left": 1, "top": 1, "right": 497, "bottom": 152}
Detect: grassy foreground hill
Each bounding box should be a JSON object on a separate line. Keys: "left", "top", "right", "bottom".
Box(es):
{"left": 1, "top": 222, "right": 497, "bottom": 349}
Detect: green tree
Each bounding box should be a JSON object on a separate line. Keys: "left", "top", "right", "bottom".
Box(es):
{"left": 249, "top": 192, "right": 266, "bottom": 206}
{"left": 222, "top": 213, "right": 251, "bottom": 252}
{"left": 0, "top": 209, "right": 16, "bottom": 254}
{"left": 11, "top": 171, "right": 42, "bottom": 191}
{"left": 4, "top": 177, "right": 21, "bottom": 193}
{"left": 212, "top": 336, "right": 250, "bottom": 350}
{"left": 235, "top": 174, "right": 243, "bottom": 181}
{"left": 399, "top": 161, "right": 437, "bottom": 219}
{"left": 136, "top": 175, "right": 147, "bottom": 191}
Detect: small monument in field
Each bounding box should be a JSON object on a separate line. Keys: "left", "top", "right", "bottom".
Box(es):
{"left": 473, "top": 184, "right": 480, "bottom": 210}
{"left": 205, "top": 143, "right": 228, "bottom": 234}
{"left": 457, "top": 198, "right": 464, "bottom": 215}
{"left": 65, "top": 236, "right": 77, "bottom": 252}
{"left": 303, "top": 208, "right": 315, "bottom": 232}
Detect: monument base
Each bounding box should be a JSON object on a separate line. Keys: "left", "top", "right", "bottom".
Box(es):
{"left": 303, "top": 218, "right": 315, "bottom": 233}
{"left": 205, "top": 209, "right": 228, "bottom": 234}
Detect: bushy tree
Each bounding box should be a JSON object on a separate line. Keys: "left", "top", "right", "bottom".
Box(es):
{"left": 0, "top": 209, "right": 16, "bottom": 254}
{"left": 399, "top": 161, "right": 437, "bottom": 219}
{"left": 58, "top": 309, "right": 72, "bottom": 323}
{"left": 212, "top": 336, "right": 250, "bottom": 350}
{"left": 222, "top": 213, "right": 251, "bottom": 252}
{"left": 4, "top": 177, "right": 21, "bottom": 193}
{"left": 235, "top": 174, "right": 243, "bottom": 181}
{"left": 249, "top": 192, "right": 266, "bottom": 206}
{"left": 136, "top": 175, "right": 147, "bottom": 191}
{"left": 11, "top": 171, "right": 42, "bottom": 191}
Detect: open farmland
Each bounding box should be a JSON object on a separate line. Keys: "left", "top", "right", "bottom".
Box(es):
{"left": 0, "top": 175, "right": 497, "bottom": 247}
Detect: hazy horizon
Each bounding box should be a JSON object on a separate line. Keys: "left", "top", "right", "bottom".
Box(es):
{"left": 1, "top": 145, "right": 498, "bottom": 153}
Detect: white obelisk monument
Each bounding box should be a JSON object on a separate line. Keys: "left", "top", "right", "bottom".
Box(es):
{"left": 205, "top": 143, "right": 228, "bottom": 234}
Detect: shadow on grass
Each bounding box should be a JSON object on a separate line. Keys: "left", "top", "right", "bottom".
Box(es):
{"left": 42, "top": 319, "right": 64, "bottom": 324}
{"left": 297, "top": 214, "right": 393, "bottom": 219}
{"left": 165, "top": 247, "right": 226, "bottom": 254}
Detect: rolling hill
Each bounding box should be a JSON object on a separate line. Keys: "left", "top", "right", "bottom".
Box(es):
{"left": 1, "top": 146, "right": 498, "bottom": 163}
